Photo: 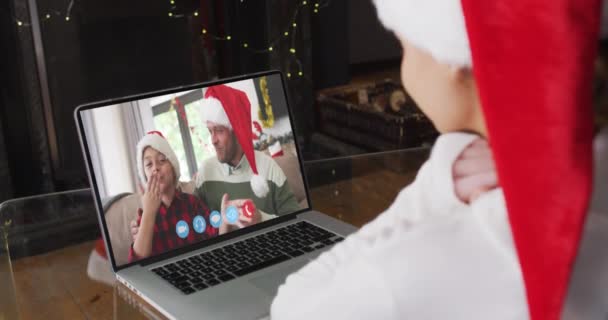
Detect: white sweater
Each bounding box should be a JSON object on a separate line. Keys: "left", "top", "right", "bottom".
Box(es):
{"left": 271, "top": 132, "right": 529, "bottom": 320}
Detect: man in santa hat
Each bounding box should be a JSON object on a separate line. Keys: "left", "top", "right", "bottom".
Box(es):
{"left": 271, "top": 0, "right": 603, "bottom": 319}
{"left": 127, "top": 85, "right": 301, "bottom": 245}
{"left": 195, "top": 84, "right": 301, "bottom": 232}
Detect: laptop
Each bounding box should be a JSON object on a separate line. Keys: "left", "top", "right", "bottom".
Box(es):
{"left": 74, "top": 70, "right": 357, "bottom": 320}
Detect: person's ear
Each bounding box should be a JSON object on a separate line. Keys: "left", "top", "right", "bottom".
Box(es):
{"left": 449, "top": 65, "right": 472, "bottom": 83}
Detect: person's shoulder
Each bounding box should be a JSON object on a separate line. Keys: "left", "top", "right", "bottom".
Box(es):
{"left": 201, "top": 156, "right": 221, "bottom": 169}
{"left": 431, "top": 132, "right": 480, "bottom": 159}
{"left": 175, "top": 189, "right": 191, "bottom": 199}
{"left": 195, "top": 156, "right": 223, "bottom": 187}
{"left": 415, "top": 132, "right": 481, "bottom": 188}
{"left": 418, "top": 132, "right": 483, "bottom": 203}
{"left": 181, "top": 190, "right": 198, "bottom": 200}
{"left": 179, "top": 190, "right": 205, "bottom": 203}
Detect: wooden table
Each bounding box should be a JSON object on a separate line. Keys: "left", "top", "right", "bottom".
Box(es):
{"left": 1, "top": 148, "right": 429, "bottom": 319}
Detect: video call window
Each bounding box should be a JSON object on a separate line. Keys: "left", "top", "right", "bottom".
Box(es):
{"left": 79, "top": 74, "right": 308, "bottom": 266}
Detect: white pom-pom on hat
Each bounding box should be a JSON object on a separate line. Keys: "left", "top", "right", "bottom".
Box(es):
{"left": 136, "top": 131, "right": 181, "bottom": 189}
{"left": 372, "top": 0, "right": 471, "bottom": 67}
{"left": 201, "top": 84, "right": 271, "bottom": 198}
{"left": 250, "top": 174, "right": 270, "bottom": 198}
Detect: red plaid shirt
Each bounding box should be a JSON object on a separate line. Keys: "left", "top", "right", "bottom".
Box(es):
{"left": 129, "top": 190, "right": 218, "bottom": 262}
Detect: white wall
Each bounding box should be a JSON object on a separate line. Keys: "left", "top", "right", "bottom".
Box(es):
{"left": 228, "top": 79, "right": 292, "bottom": 136}
{"left": 136, "top": 99, "right": 156, "bottom": 133}
{"left": 92, "top": 105, "right": 136, "bottom": 196}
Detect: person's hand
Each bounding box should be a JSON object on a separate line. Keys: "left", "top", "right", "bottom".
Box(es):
{"left": 130, "top": 218, "right": 140, "bottom": 242}
{"left": 141, "top": 173, "right": 162, "bottom": 217}
{"left": 453, "top": 138, "right": 498, "bottom": 203}
{"left": 219, "top": 193, "right": 262, "bottom": 233}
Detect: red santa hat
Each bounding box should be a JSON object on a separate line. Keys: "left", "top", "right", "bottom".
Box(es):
{"left": 374, "top": 0, "right": 601, "bottom": 319}
{"left": 252, "top": 121, "right": 263, "bottom": 140}
{"left": 200, "top": 84, "right": 270, "bottom": 198}
{"left": 136, "top": 131, "right": 181, "bottom": 188}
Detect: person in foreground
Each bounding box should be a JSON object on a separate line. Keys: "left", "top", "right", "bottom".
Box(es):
{"left": 271, "top": 0, "right": 602, "bottom": 319}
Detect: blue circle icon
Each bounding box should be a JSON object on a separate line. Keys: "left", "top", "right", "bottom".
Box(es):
{"left": 226, "top": 206, "right": 239, "bottom": 223}
{"left": 176, "top": 220, "right": 189, "bottom": 239}
{"left": 193, "top": 215, "right": 206, "bottom": 233}
{"left": 209, "top": 210, "right": 222, "bottom": 228}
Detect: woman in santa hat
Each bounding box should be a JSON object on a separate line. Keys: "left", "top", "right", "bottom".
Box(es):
{"left": 271, "top": 0, "right": 603, "bottom": 319}
{"left": 130, "top": 131, "right": 218, "bottom": 261}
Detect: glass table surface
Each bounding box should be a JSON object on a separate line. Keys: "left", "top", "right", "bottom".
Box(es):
{"left": 0, "top": 148, "right": 429, "bottom": 320}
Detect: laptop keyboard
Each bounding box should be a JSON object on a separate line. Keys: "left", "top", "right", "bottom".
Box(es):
{"left": 151, "top": 221, "right": 344, "bottom": 294}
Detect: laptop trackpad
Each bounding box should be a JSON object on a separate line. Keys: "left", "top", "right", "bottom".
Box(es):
{"left": 249, "top": 261, "right": 305, "bottom": 297}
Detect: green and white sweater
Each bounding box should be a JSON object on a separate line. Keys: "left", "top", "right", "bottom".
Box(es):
{"left": 195, "top": 151, "right": 301, "bottom": 220}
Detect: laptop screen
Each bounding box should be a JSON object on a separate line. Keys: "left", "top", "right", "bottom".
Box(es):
{"left": 77, "top": 72, "right": 309, "bottom": 268}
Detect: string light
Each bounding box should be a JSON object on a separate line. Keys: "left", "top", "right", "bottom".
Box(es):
{"left": 192, "top": 0, "right": 329, "bottom": 78}
{"left": 16, "top": 0, "right": 323, "bottom": 76}
{"left": 66, "top": 0, "right": 75, "bottom": 22}
{"left": 23, "top": 0, "right": 329, "bottom": 81}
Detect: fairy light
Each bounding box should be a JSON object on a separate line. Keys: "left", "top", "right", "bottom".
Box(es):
{"left": 192, "top": 0, "right": 331, "bottom": 79}
{"left": 17, "top": 20, "right": 23, "bottom": 26}
{"left": 30, "top": 1, "right": 331, "bottom": 79}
